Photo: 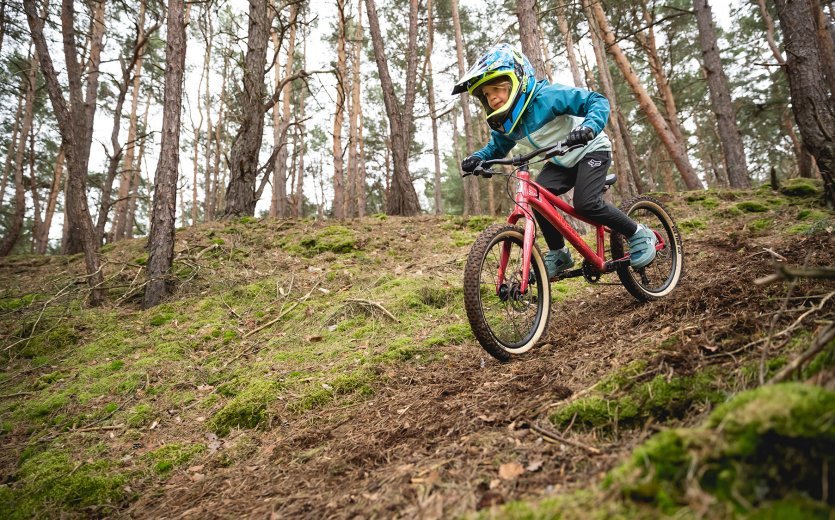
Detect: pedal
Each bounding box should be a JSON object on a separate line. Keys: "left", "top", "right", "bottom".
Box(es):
{"left": 553, "top": 267, "right": 584, "bottom": 281}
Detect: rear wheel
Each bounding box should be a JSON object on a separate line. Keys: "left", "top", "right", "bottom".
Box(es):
{"left": 463, "top": 224, "right": 551, "bottom": 362}
{"left": 610, "top": 196, "right": 683, "bottom": 301}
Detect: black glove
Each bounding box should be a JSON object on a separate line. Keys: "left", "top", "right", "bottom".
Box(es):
{"left": 461, "top": 155, "right": 482, "bottom": 174}
{"left": 565, "top": 126, "right": 595, "bottom": 147}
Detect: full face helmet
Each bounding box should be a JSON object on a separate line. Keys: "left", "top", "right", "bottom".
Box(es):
{"left": 452, "top": 43, "right": 537, "bottom": 134}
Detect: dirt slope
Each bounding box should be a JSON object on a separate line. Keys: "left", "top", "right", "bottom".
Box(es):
{"left": 1, "top": 186, "right": 833, "bottom": 519}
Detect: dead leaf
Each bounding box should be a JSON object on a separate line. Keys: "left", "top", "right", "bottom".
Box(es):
{"left": 307, "top": 336, "right": 323, "bottom": 342}
{"left": 149, "top": 420, "right": 159, "bottom": 430}
{"left": 498, "top": 462, "right": 524, "bottom": 480}
{"left": 525, "top": 460, "right": 544, "bottom": 472}
{"left": 191, "top": 473, "right": 205, "bottom": 482}
{"left": 477, "top": 415, "right": 496, "bottom": 423}
{"left": 188, "top": 465, "right": 204, "bottom": 473}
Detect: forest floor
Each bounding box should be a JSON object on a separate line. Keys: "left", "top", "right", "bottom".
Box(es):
{"left": 1, "top": 181, "right": 834, "bottom": 519}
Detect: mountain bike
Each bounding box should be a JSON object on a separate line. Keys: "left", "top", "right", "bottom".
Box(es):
{"left": 462, "top": 141, "right": 683, "bottom": 362}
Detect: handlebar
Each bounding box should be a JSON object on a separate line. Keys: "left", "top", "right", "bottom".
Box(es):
{"left": 464, "top": 140, "right": 583, "bottom": 177}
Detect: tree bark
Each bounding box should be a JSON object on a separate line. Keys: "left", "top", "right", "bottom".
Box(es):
{"left": 591, "top": 0, "right": 702, "bottom": 190}
{"left": 210, "top": 52, "right": 230, "bottom": 220}
{"left": 693, "top": 0, "right": 750, "bottom": 188}
{"left": 450, "top": 0, "right": 479, "bottom": 215}
{"left": 425, "top": 0, "right": 443, "bottom": 215}
{"left": 365, "top": 0, "right": 421, "bottom": 215}
{"left": 584, "top": 0, "right": 634, "bottom": 198}
{"left": 331, "top": 0, "right": 348, "bottom": 218}
{"left": 295, "top": 22, "right": 308, "bottom": 218}
{"left": 35, "top": 147, "right": 64, "bottom": 254}
{"left": 271, "top": 2, "right": 298, "bottom": 219}
{"left": 811, "top": 0, "right": 835, "bottom": 96}
{"left": 144, "top": 0, "right": 186, "bottom": 308}
{"left": 556, "top": 1, "right": 583, "bottom": 87}
{"left": 202, "top": 10, "right": 214, "bottom": 222}
{"left": 0, "top": 89, "right": 23, "bottom": 211}
{"left": 113, "top": 0, "right": 147, "bottom": 241}
{"left": 125, "top": 94, "right": 152, "bottom": 240}
{"left": 617, "top": 109, "right": 645, "bottom": 193}
{"left": 24, "top": 0, "right": 105, "bottom": 303}
{"left": 0, "top": 51, "right": 35, "bottom": 256}
{"left": 224, "top": 0, "right": 271, "bottom": 217}
{"left": 347, "top": 0, "right": 364, "bottom": 218}
{"left": 774, "top": 0, "right": 835, "bottom": 206}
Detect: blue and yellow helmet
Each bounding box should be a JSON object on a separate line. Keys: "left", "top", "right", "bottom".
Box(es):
{"left": 452, "top": 43, "right": 537, "bottom": 134}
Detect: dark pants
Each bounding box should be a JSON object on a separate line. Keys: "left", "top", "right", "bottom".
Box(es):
{"left": 533, "top": 151, "right": 638, "bottom": 251}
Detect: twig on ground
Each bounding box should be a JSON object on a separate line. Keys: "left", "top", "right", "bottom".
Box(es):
{"left": 769, "top": 323, "right": 835, "bottom": 383}
{"left": 755, "top": 264, "right": 835, "bottom": 285}
{"left": 345, "top": 299, "right": 400, "bottom": 322}
{"left": 243, "top": 282, "right": 320, "bottom": 338}
{"left": 529, "top": 422, "right": 600, "bottom": 454}
{"left": 0, "top": 391, "right": 36, "bottom": 399}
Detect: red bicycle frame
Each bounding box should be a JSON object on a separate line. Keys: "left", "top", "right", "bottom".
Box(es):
{"left": 497, "top": 168, "right": 664, "bottom": 294}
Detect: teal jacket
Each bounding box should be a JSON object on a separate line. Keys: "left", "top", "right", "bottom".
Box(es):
{"left": 472, "top": 80, "right": 612, "bottom": 168}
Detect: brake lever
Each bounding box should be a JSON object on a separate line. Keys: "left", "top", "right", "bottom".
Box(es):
{"left": 544, "top": 142, "right": 584, "bottom": 159}
{"left": 473, "top": 165, "right": 494, "bottom": 178}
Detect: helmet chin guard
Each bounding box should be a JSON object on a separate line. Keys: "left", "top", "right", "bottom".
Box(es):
{"left": 452, "top": 43, "right": 537, "bottom": 134}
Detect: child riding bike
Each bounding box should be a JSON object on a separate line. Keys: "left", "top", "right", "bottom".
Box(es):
{"left": 452, "top": 43, "right": 657, "bottom": 279}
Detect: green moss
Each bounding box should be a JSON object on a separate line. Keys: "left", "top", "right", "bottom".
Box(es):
{"left": 290, "top": 370, "right": 374, "bottom": 413}
{"left": 126, "top": 403, "right": 153, "bottom": 428}
{"left": 797, "top": 209, "right": 828, "bottom": 221}
{"left": 149, "top": 312, "right": 175, "bottom": 326}
{"left": 551, "top": 370, "right": 723, "bottom": 431}
{"left": 735, "top": 201, "right": 769, "bottom": 213}
{"left": 700, "top": 197, "right": 719, "bottom": 209}
{"left": 750, "top": 217, "right": 773, "bottom": 232}
{"left": 208, "top": 379, "right": 282, "bottom": 436}
{"left": 0, "top": 293, "right": 44, "bottom": 312}
{"left": 238, "top": 216, "right": 258, "bottom": 224}
{"left": 18, "top": 323, "right": 81, "bottom": 358}
{"left": 715, "top": 205, "right": 743, "bottom": 218}
{"left": 678, "top": 218, "right": 706, "bottom": 233}
{"left": 603, "top": 384, "right": 835, "bottom": 515}
{"left": 296, "top": 225, "right": 357, "bottom": 256}
{"left": 424, "top": 323, "right": 472, "bottom": 347}
{"left": 2, "top": 450, "right": 127, "bottom": 518}
{"left": 144, "top": 442, "right": 206, "bottom": 475}
{"left": 466, "top": 215, "right": 496, "bottom": 231}
{"left": 802, "top": 337, "right": 835, "bottom": 379}
{"left": 24, "top": 392, "right": 69, "bottom": 420}
{"left": 779, "top": 178, "right": 822, "bottom": 197}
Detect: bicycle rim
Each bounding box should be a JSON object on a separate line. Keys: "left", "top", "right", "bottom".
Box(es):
{"left": 474, "top": 230, "right": 547, "bottom": 352}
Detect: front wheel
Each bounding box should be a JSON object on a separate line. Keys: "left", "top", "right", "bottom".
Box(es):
{"left": 610, "top": 196, "right": 684, "bottom": 302}
{"left": 463, "top": 224, "right": 551, "bottom": 362}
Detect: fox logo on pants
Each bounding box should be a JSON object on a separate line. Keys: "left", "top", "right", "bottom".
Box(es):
{"left": 587, "top": 159, "right": 602, "bottom": 168}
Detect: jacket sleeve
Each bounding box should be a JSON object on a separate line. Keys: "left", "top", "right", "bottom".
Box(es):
{"left": 540, "top": 84, "right": 610, "bottom": 136}
{"left": 472, "top": 130, "right": 516, "bottom": 161}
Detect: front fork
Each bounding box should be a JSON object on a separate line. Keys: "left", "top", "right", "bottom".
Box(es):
{"left": 496, "top": 171, "right": 535, "bottom": 296}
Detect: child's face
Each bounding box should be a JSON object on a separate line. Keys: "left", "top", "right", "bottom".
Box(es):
{"left": 481, "top": 83, "right": 510, "bottom": 111}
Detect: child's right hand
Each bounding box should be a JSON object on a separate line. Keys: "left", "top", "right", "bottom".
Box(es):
{"left": 461, "top": 155, "right": 482, "bottom": 174}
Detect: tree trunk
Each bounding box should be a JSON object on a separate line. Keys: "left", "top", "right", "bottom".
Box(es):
{"left": 617, "top": 109, "right": 645, "bottom": 193}
{"left": 332, "top": 0, "right": 348, "bottom": 218}
{"left": 35, "top": 147, "right": 64, "bottom": 254}
{"left": 450, "top": 0, "right": 479, "bottom": 215}
{"left": 210, "top": 52, "right": 230, "bottom": 220}
{"left": 693, "top": 0, "right": 750, "bottom": 188}
{"left": 636, "top": 3, "right": 687, "bottom": 148}
{"left": 271, "top": 2, "right": 298, "bottom": 219}
{"left": 202, "top": 10, "right": 214, "bottom": 222}
{"left": 224, "top": 0, "right": 271, "bottom": 217}
{"left": 591, "top": 0, "right": 702, "bottom": 190}
{"left": 774, "top": 0, "right": 835, "bottom": 206}
{"left": 347, "top": 0, "right": 364, "bottom": 218}
{"left": 113, "top": 0, "right": 146, "bottom": 241}
{"left": 584, "top": 0, "right": 634, "bottom": 198}
{"left": 811, "top": 0, "right": 835, "bottom": 96}
{"left": 0, "top": 90, "right": 23, "bottom": 211}
{"left": 125, "top": 94, "right": 151, "bottom": 239}
{"left": 425, "top": 0, "right": 443, "bottom": 215}
{"left": 295, "top": 24, "right": 308, "bottom": 218}
{"left": 365, "top": 0, "right": 421, "bottom": 215}
{"left": 24, "top": 0, "right": 105, "bottom": 303}
{"left": 144, "top": 0, "right": 186, "bottom": 308}
{"left": 0, "top": 52, "right": 35, "bottom": 256}
{"left": 556, "top": 1, "right": 583, "bottom": 87}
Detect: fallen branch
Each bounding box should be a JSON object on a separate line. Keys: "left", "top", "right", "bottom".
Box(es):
{"left": 345, "top": 298, "right": 400, "bottom": 322}
{"left": 0, "top": 391, "right": 36, "bottom": 399}
{"left": 72, "top": 424, "right": 126, "bottom": 433}
{"left": 755, "top": 264, "right": 835, "bottom": 285}
{"left": 529, "top": 422, "right": 601, "bottom": 454}
{"left": 769, "top": 323, "right": 835, "bottom": 383}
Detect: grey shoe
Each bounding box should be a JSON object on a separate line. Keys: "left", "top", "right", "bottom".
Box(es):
{"left": 543, "top": 247, "right": 574, "bottom": 280}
